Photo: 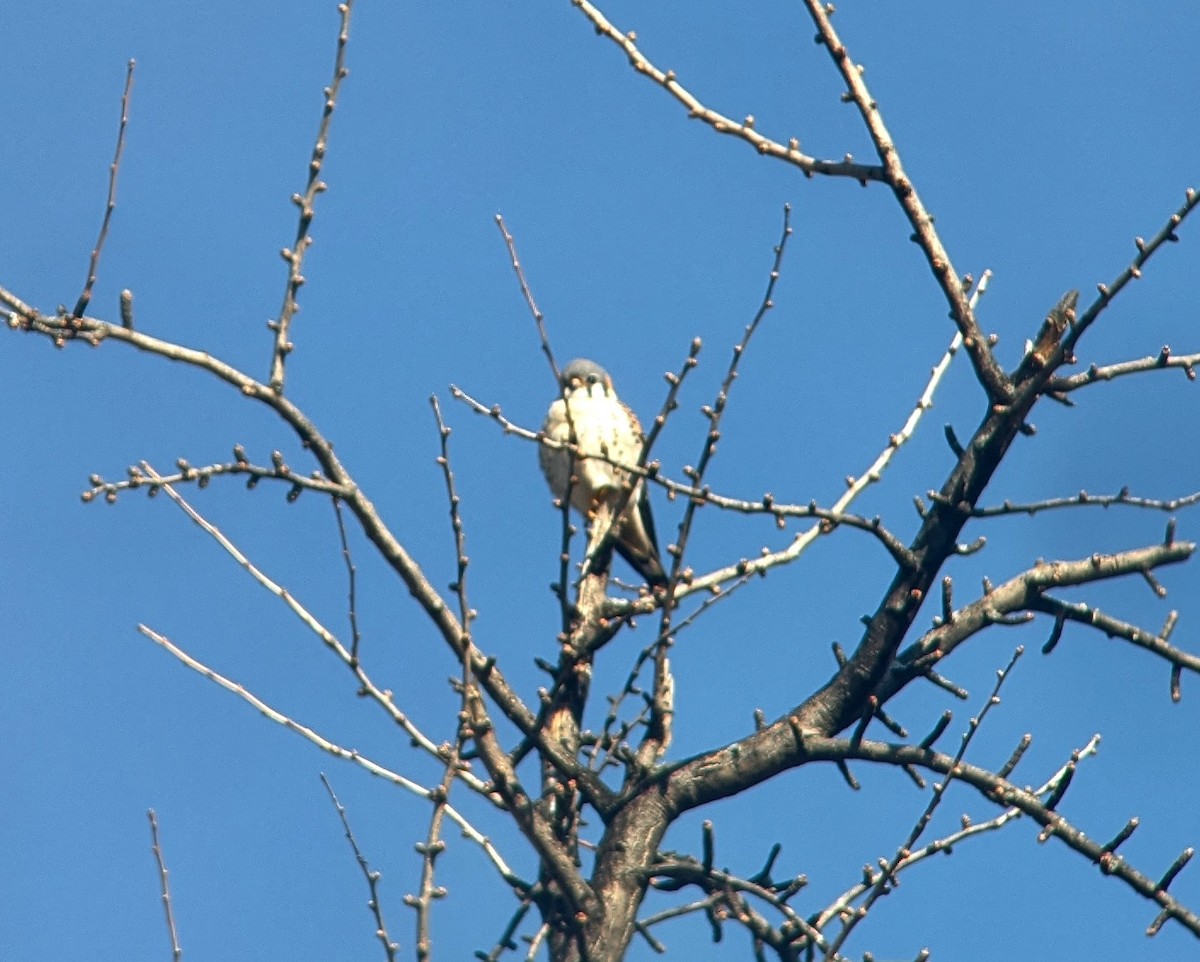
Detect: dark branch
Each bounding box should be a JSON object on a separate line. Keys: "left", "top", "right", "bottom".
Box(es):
{"left": 73, "top": 59, "right": 135, "bottom": 319}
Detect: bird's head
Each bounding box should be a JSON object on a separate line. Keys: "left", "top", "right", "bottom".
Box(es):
{"left": 559, "top": 358, "right": 613, "bottom": 396}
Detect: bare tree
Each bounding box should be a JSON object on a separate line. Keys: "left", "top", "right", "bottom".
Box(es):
{"left": 4, "top": 3, "right": 1199, "bottom": 961}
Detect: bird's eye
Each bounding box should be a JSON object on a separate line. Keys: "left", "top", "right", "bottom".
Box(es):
{"left": 587, "top": 374, "right": 599, "bottom": 385}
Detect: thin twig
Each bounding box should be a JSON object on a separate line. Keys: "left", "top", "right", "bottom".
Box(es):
{"left": 477, "top": 900, "right": 536, "bottom": 962}
{"left": 430, "top": 395, "right": 475, "bottom": 635}
{"left": 641, "top": 204, "right": 794, "bottom": 764}
{"left": 408, "top": 728, "right": 462, "bottom": 962}
{"left": 147, "top": 809, "right": 183, "bottom": 962}
{"left": 666, "top": 204, "right": 793, "bottom": 586}
{"left": 802, "top": 733, "right": 1200, "bottom": 938}
{"left": 83, "top": 453, "right": 345, "bottom": 504}
{"left": 495, "top": 213, "right": 561, "bottom": 383}
{"left": 330, "top": 497, "right": 363, "bottom": 662}
{"left": 268, "top": 0, "right": 354, "bottom": 393}
{"left": 1033, "top": 595, "right": 1200, "bottom": 679}
{"left": 1062, "top": 188, "right": 1200, "bottom": 361}
{"left": 823, "top": 648, "right": 1024, "bottom": 956}
{"left": 139, "top": 623, "right": 517, "bottom": 882}
{"left": 73, "top": 59, "right": 135, "bottom": 319}
{"left": 1050, "top": 348, "right": 1200, "bottom": 394}
{"left": 569, "top": 0, "right": 883, "bottom": 183}
{"left": 138, "top": 463, "right": 497, "bottom": 799}
{"left": 320, "top": 775, "right": 399, "bottom": 962}
{"left": 960, "top": 487, "right": 1200, "bottom": 519}
{"left": 493, "top": 214, "right": 581, "bottom": 630}
{"left": 413, "top": 396, "right": 480, "bottom": 962}
{"left": 814, "top": 733, "right": 1101, "bottom": 934}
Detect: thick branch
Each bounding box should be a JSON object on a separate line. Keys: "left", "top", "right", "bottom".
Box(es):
{"left": 803, "top": 737, "right": 1200, "bottom": 938}
{"left": 885, "top": 541, "right": 1197, "bottom": 696}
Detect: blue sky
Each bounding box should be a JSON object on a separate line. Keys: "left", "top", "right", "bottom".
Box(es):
{"left": 3, "top": 3, "right": 1199, "bottom": 960}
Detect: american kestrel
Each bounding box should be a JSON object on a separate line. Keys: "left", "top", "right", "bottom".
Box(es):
{"left": 540, "top": 358, "right": 668, "bottom": 588}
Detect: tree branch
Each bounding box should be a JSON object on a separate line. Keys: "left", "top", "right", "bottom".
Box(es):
{"left": 268, "top": 0, "right": 354, "bottom": 393}
{"left": 321, "top": 775, "right": 400, "bottom": 962}
{"left": 146, "top": 809, "right": 183, "bottom": 962}
{"left": 138, "top": 624, "right": 518, "bottom": 884}
{"left": 569, "top": 0, "right": 883, "bottom": 184}
{"left": 801, "top": 2, "right": 1010, "bottom": 401}
{"left": 886, "top": 541, "right": 1196, "bottom": 697}
{"left": 802, "top": 736, "right": 1200, "bottom": 939}
{"left": 73, "top": 59, "right": 135, "bottom": 319}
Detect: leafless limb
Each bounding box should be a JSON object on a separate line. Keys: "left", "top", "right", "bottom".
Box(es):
{"left": 330, "top": 497, "right": 363, "bottom": 662}
{"left": 147, "top": 809, "right": 183, "bottom": 962}
{"left": 73, "top": 59, "right": 135, "bottom": 319}
{"left": 82, "top": 449, "right": 345, "bottom": 504}
{"left": 801, "top": 2, "right": 1009, "bottom": 400}
{"left": 478, "top": 900, "right": 537, "bottom": 962}
{"left": 411, "top": 398, "right": 484, "bottom": 962}
{"left": 2, "top": 298, "right": 568, "bottom": 770}
{"left": 639, "top": 727, "right": 1107, "bottom": 960}
{"left": 848, "top": 270, "right": 988, "bottom": 506}
{"left": 664, "top": 204, "right": 792, "bottom": 593}
{"left": 492, "top": 214, "right": 586, "bottom": 629}
{"left": 138, "top": 463, "right": 498, "bottom": 797}
{"left": 268, "top": 0, "right": 354, "bottom": 394}
{"left": 431, "top": 395, "right": 476, "bottom": 635}
{"left": 640, "top": 338, "right": 704, "bottom": 465}
{"left": 495, "top": 213, "right": 562, "bottom": 384}
{"left": 407, "top": 736, "right": 464, "bottom": 961}
{"left": 1050, "top": 347, "right": 1200, "bottom": 394}
{"left": 637, "top": 204, "right": 794, "bottom": 764}
{"left": 961, "top": 486, "right": 1200, "bottom": 519}
{"left": 407, "top": 745, "right": 464, "bottom": 962}
{"left": 798, "top": 734, "right": 1200, "bottom": 939}
{"left": 1032, "top": 595, "right": 1200, "bottom": 688}
{"left": 823, "top": 648, "right": 1024, "bottom": 957}
{"left": 569, "top": 0, "right": 882, "bottom": 184}
{"left": 1061, "top": 188, "right": 1200, "bottom": 361}
{"left": 320, "top": 775, "right": 399, "bottom": 962}
{"left": 814, "top": 733, "right": 1101, "bottom": 934}
{"left": 524, "top": 923, "right": 551, "bottom": 961}
{"left": 139, "top": 623, "right": 517, "bottom": 882}
{"left": 890, "top": 540, "right": 1195, "bottom": 695}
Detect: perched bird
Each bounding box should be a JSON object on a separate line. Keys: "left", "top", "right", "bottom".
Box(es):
{"left": 539, "top": 358, "right": 668, "bottom": 588}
